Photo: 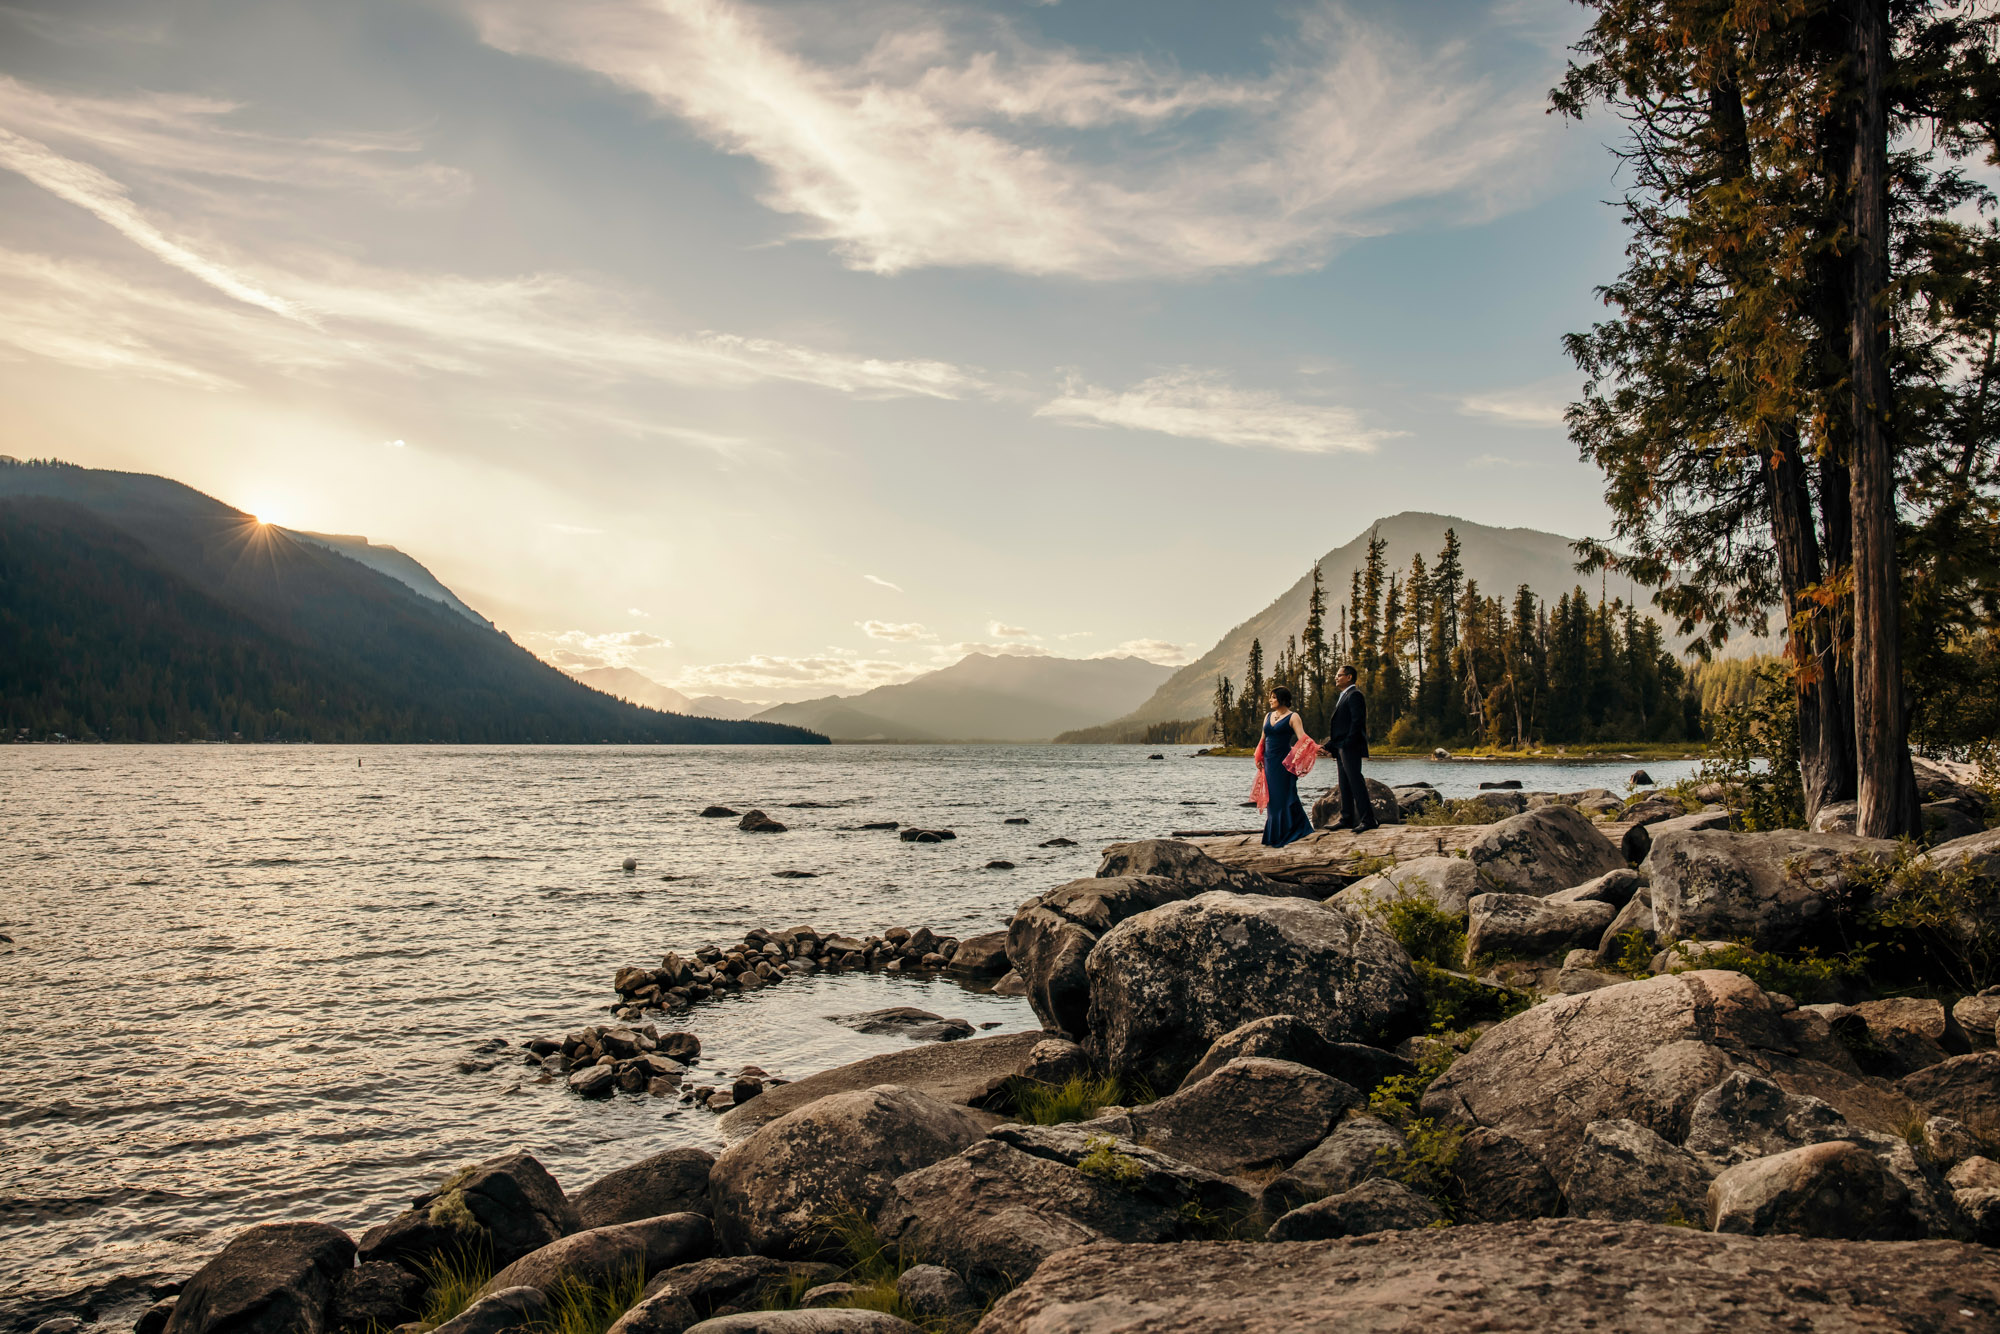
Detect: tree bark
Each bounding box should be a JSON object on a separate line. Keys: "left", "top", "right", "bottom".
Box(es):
{"left": 1847, "top": 0, "right": 1920, "bottom": 837}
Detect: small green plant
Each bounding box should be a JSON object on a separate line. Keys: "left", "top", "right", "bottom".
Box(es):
{"left": 1697, "top": 661, "right": 1806, "bottom": 830}
{"left": 1075, "top": 1135, "right": 1146, "bottom": 1188}
{"left": 537, "top": 1266, "right": 646, "bottom": 1334}
{"left": 1605, "top": 930, "right": 1655, "bottom": 978}
{"left": 1349, "top": 853, "right": 1398, "bottom": 878}
{"left": 1406, "top": 797, "right": 1510, "bottom": 827}
{"left": 1658, "top": 1202, "right": 1700, "bottom": 1228}
{"left": 1366, "top": 1040, "right": 1466, "bottom": 1218}
{"left": 1855, "top": 841, "right": 2000, "bottom": 993}
{"left": 1004, "top": 1074, "right": 1124, "bottom": 1125}
{"left": 799, "top": 1209, "right": 986, "bottom": 1334}
{"left": 418, "top": 1248, "right": 495, "bottom": 1329}
{"left": 1411, "top": 961, "right": 1532, "bottom": 1030}
{"left": 1664, "top": 939, "right": 1870, "bottom": 1003}
{"left": 1376, "top": 895, "right": 1469, "bottom": 971}
{"left": 1968, "top": 740, "right": 2000, "bottom": 829}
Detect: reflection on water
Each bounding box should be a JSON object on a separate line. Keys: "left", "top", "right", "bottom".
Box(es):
{"left": 0, "top": 744, "right": 1695, "bottom": 1326}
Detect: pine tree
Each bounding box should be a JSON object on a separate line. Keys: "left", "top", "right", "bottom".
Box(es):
{"left": 1301, "top": 564, "right": 1330, "bottom": 736}
{"left": 1211, "top": 673, "right": 1235, "bottom": 747}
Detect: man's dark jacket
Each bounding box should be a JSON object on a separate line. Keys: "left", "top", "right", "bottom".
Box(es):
{"left": 1326, "top": 686, "right": 1370, "bottom": 757}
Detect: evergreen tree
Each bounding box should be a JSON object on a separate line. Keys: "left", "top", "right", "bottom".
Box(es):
{"left": 1301, "top": 563, "right": 1331, "bottom": 736}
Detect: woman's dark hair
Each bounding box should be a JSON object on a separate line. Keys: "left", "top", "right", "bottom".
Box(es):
{"left": 1271, "top": 685, "right": 1293, "bottom": 708}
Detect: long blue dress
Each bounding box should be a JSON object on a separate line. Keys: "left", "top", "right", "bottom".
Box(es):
{"left": 1261, "top": 712, "right": 1314, "bottom": 847}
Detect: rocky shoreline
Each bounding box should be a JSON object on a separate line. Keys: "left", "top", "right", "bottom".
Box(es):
{"left": 86, "top": 763, "right": 2000, "bottom": 1333}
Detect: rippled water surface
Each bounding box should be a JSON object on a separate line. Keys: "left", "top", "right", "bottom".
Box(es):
{"left": 0, "top": 744, "right": 1696, "bottom": 1327}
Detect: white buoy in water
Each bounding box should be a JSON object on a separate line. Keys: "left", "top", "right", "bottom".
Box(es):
{"left": 622, "top": 857, "right": 637, "bottom": 872}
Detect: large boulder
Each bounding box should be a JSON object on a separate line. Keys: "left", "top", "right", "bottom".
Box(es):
{"left": 1258, "top": 1116, "right": 1404, "bottom": 1218}
{"left": 1094, "top": 839, "right": 1294, "bottom": 893}
{"left": 708, "top": 1086, "right": 993, "bottom": 1258}
{"left": 574, "top": 1150, "right": 716, "bottom": 1229}
{"left": 1547, "top": 867, "right": 1645, "bottom": 908}
{"left": 1954, "top": 988, "right": 2000, "bottom": 1049}
{"left": 1930, "top": 826, "right": 2000, "bottom": 882}
{"left": 1330, "top": 856, "right": 1479, "bottom": 916}
{"left": 1898, "top": 1052, "right": 2000, "bottom": 1132}
{"left": 943, "top": 930, "right": 1009, "bottom": 978}
{"left": 1646, "top": 829, "right": 1898, "bottom": 952}
{"left": 430, "top": 1288, "right": 546, "bottom": 1334}
{"left": 478, "top": 1215, "right": 710, "bottom": 1297}
{"left": 1463, "top": 805, "right": 1625, "bottom": 897}
{"left": 1177, "top": 1015, "right": 1414, "bottom": 1094}
{"left": 1592, "top": 888, "right": 1656, "bottom": 965}
{"left": 1848, "top": 997, "right": 1958, "bottom": 1076}
{"left": 1263, "top": 1178, "right": 1439, "bottom": 1241}
{"left": 330, "top": 1262, "right": 425, "bottom": 1332}
{"left": 715, "top": 1031, "right": 1040, "bottom": 1140}
{"left": 608, "top": 1258, "right": 841, "bottom": 1334}
{"left": 1310, "top": 779, "right": 1403, "bottom": 828}
{"left": 1420, "top": 971, "right": 1905, "bottom": 1183}
{"left": 683, "top": 1314, "right": 916, "bottom": 1333}
{"left": 973, "top": 1220, "right": 2000, "bottom": 1333}
{"left": 1007, "top": 875, "right": 1191, "bottom": 1037}
{"left": 874, "top": 1125, "right": 1254, "bottom": 1297}
{"left": 1562, "top": 1119, "right": 1711, "bottom": 1225}
{"left": 165, "top": 1223, "right": 356, "bottom": 1334}
{"left": 1117, "top": 1058, "right": 1358, "bottom": 1176}
{"left": 1465, "top": 893, "right": 1617, "bottom": 961}
{"left": 358, "top": 1151, "right": 579, "bottom": 1272}
{"left": 1623, "top": 807, "right": 1736, "bottom": 863}
{"left": 1707, "top": 1140, "right": 1920, "bottom": 1239}
{"left": 1454, "top": 1126, "right": 1563, "bottom": 1223}
{"left": 1084, "top": 892, "right": 1420, "bottom": 1091}
{"left": 1682, "top": 1071, "right": 1857, "bottom": 1166}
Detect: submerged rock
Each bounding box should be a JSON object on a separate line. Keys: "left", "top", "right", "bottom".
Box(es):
{"left": 826, "top": 1008, "right": 974, "bottom": 1042}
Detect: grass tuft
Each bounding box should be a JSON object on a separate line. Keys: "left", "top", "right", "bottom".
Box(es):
{"left": 536, "top": 1266, "right": 646, "bottom": 1334}
{"left": 417, "top": 1248, "right": 495, "bottom": 1329}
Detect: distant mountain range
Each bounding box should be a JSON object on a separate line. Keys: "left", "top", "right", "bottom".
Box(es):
{"left": 749, "top": 652, "right": 1174, "bottom": 741}
{"left": 0, "top": 460, "right": 824, "bottom": 745}
{"left": 1076, "top": 511, "right": 1766, "bottom": 738}
{"left": 566, "top": 667, "right": 762, "bottom": 721}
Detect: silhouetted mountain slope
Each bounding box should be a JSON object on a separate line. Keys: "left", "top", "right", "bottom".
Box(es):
{"left": 0, "top": 461, "right": 824, "bottom": 744}
{"left": 752, "top": 652, "right": 1171, "bottom": 741}
{"left": 293, "top": 530, "right": 493, "bottom": 628}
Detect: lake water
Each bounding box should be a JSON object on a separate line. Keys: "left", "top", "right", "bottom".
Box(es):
{"left": 0, "top": 745, "right": 1697, "bottom": 1329}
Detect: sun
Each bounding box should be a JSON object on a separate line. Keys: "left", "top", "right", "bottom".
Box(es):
{"left": 242, "top": 496, "right": 294, "bottom": 529}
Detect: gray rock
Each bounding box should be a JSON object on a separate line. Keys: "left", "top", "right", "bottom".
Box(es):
{"left": 1330, "top": 856, "right": 1478, "bottom": 916}
{"left": 1019, "top": 1038, "right": 1092, "bottom": 1085}
{"left": 875, "top": 1126, "right": 1254, "bottom": 1298}
{"left": 826, "top": 1008, "right": 974, "bottom": 1042}
{"left": 1264, "top": 1178, "right": 1440, "bottom": 1241}
{"left": 1420, "top": 971, "right": 1906, "bottom": 1184}
{"left": 1258, "top": 1115, "right": 1403, "bottom": 1218}
{"left": 1454, "top": 1127, "right": 1562, "bottom": 1223}
{"left": 1952, "top": 989, "right": 2000, "bottom": 1049}
{"left": 1646, "top": 828, "right": 1898, "bottom": 952}
{"left": 136, "top": 1300, "right": 177, "bottom": 1334}
{"left": 1707, "top": 1141, "right": 1920, "bottom": 1239}
{"left": 1546, "top": 868, "right": 1645, "bottom": 909}
{"left": 602, "top": 1289, "right": 696, "bottom": 1334}
{"left": 1310, "top": 778, "right": 1403, "bottom": 828}
{"left": 1898, "top": 1052, "right": 2000, "bottom": 1132}
{"left": 1466, "top": 893, "right": 1617, "bottom": 961}
{"left": 613, "top": 1259, "right": 841, "bottom": 1334}
{"left": 990, "top": 970, "right": 1028, "bottom": 997}
{"left": 569, "top": 1065, "right": 617, "bottom": 1097}
{"left": 431, "top": 1288, "right": 547, "bottom": 1334}
{"left": 972, "top": 1219, "right": 2000, "bottom": 1333}
{"left": 796, "top": 1285, "right": 856, "bottom": 1309}
{"left": 737, "top": 811, "right": 786, "bottom": 833}
{"left": 1923, "top": 801, "right": 1984, "bottom": 845}
{"left": 709, "top": 1086, "right": 993, "bottom": 1258}
{"left": 478, "top": 1214, "right": 711, "bottom": 1297}
{"left": 1624, "top": 807, "right": 1737, "bottom": 863}
{"left": 1122, "top": 1058, "right": 1358, "bottom": 1176}
{"left": 1176, "top": 1015, "right": 1415, "bottom": 1094}
{"left": 716, "top": 1031, "right": 1040, "bottom": 1140}
{"left": 1391, "top": 786, "right": 1441, "bottom": 817}
{"left": 1463, "top": 805, "right": 1625, "bottom": 897}
{"left": 1592, "top": 888, "right": 1655, "bottom": 965}
{"left": 1925, "top": 1117, "right": 1981, "bottom": 1169}
{"left": 1959, "top": 1187, "right": 2000, "bottom": 1245}
{"left": 683, "top": 1314, "right": 917, "bottom": 1333}
{"left": 943, "top": 931, "right": 1009, "bottom": 978}
{"left": 165, "top": 1223, "right": 356, "bottom": 1334}
{"left": 331, "top": 1261, "right": 425, "bottom": 1331}
{"left": 1094, "top": 839, "right": 1296, "bottom": 894}
{"left": 1007, "top": 875, "right": 1191, "bottom": 1038}
{"left": 574, "top": 1149, "right": 716, "bottom": 1229}
{"left": 893, "top": 1265, "right": 971, "bottom": 1320}
{"left": 1682, "top": 1071, "right": 1858, "bottom": 1166}
{"left": 1930, "top": 825, "right": 2000, "bottom": 883}
{"left": 1848, "top": 997, "right": 1958, "bottom": 1075}
{"left": 1084, "top": 892, "right": 1420, "bottom": 1091}
{"left": 358, "top": 1151, "right": 580, "bottom": 1272}
{"left": 1563, "top": 1118, "right": 1711, "bottom": 1224}
{"left": 1811, "top": 800, "right": 1859, "bottom": 835}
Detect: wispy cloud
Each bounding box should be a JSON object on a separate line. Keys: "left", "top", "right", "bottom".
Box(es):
{"left": 941, "top": 640, "right": 1053, "bottom": 660}
{"left": 1098, "top": 638, "right": 1193, "bottom": 665}
{"left": 1458, "top": 378, "right": 1572, "bottom": 428}
{"left": 1468, "top": 453, "right": 1541, "bottom": 469}
{"left": 1037, "top": 369, "right": 1390, "bottom": 453}
{"left": 986, "top": 620, "right": 1035, "bottom": 639}
{"left": 669, "top": 651, "right": 923, "bottom": 694}
{"left": 523, "top": 628, "right": 671, "bottom": 669}
{"left": 863, "top": 574, "right": 903, "bottom": 592}
{"left": 859, "top": 619, "right": 934, "bottom": 642}
{"left": 467, "top": 0, "right": 1553, "bottom": 278}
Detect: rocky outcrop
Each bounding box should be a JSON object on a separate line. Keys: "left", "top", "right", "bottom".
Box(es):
{"left": 1084, "top": 892, "right": 1420, "bottom": 1090}
{"left": 1561, "top": 1118, "right": 1711, "bottom": 1224}
{"left": 973, "top": 1221, "right": 2000, "bottom": 1332}
{"left": 715, "top": 1031, "right": 1041, "bottom": 1140}
{"left": 1899, "top": 1052, "right": 2000, "bottom": 1132}
{"left": 1330, "top": 856, "right": 1479, "bottom": 916}
{"left": 164, "top": 1223, "right": 356, "bottom": 1334}
{"left": 1466, "top": 893, "right": 1617, "bottom": 961}
{"left": 574, "top": 1149, "right": 716, "bottom": 1229}
{"left": 1622, "top": 807, "right": 1736, "bottom": 863}
{"left": 358, "top": 1151, "right": 579, "bottom": 1273}
{"left": 1646, "top": 828, "right": 1898, "bottom": 952}
{"left": 477, "top": 1214, "right": 710, "bottom": 1297}
{"left": 1706, "top": 1140, "right": 1920, "bottom": 1239}
{"left": 1591, "top": 888, "right": 1655, "bottom": 964}
{"left": 737, "top": 811, "right": 787, "bottom": 833}
{"left": 1176, "top": 1015, "right": 1414, "bottom": 1094}
{"left": 1462, "top": 805, "right": 1625, "bottom": 897}
{"left": 1257, "top": 1116, "right": 1403, "bottom": 1218}
{"left": 1547, "top": 867, "right": 1645, "bottom": 908}
{"left": 1113, "top": 1058, "right": 1358, "bottom": 1176}
{"left": 893, "top": 1266, "right": 971, "bottom": 1323}
{"left": 1007, "top": 875, "right": 1191, "bottom": 1037}
{"left": 709, "top": 1087, "right": 993, "bottom": 1257}
{"left": 1682, "top": 1071, "right": 1856, "bottom": 1166}
{"left": 1454, "top": 1126, "right": 1564, "bottom": 1223}
{"left": 874, "top": 1125, "right": 1254, "bottom": 1297}
{"left": 1263, "top": 1178, "right": 1440, "bottom": 1241}
{"left": 1848, "top": 997, "right": 1959, "bottom": 1075}
{"left": 1955, "top": 988, "right": 2000, "bottom": 1048}
{"left": 331, "top": 1262, "right": 425, "bottom": 1332}
{"left": 1094, "top": 839, "right": 1297, "bottom": 894}
{"left": 1419, "top": 971, "right": 1904, "bottom": 1183}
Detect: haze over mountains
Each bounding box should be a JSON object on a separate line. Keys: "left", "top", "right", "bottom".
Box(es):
{"left": 0, "top": 461, "right": 822, "bottom": 744}
{"left": 565, "top": 667, "right": 762, "bottom": 721}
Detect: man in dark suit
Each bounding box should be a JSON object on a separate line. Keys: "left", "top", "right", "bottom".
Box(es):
{"left": 1324, "top": 664, "right": 1376, "bottom": 831}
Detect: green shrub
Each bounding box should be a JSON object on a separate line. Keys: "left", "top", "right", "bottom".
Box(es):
{"left": 418, "top": 1248, "right": 494, "bottom": 1329}
{"left": 1377, "top": 896, "right": 1468, "bottom": 970}
{"left": 1003, "top": 1074, "right": 1125, "bottom": 1125}
{"left": 1604, "top": 930, "right": 1655, "bottom": 978}
{"left": 1075, "top": 1136, "right": 1146, "bottom": 1189}
{"left": 1412, "top": 961, "right": 1533, "bottom": 1030}
{"left": 1406, "top": 797, "right": 1510, "bottom": 827}
{"left": 538, "top": 1266, "right": 646, "bottom": 1334}
{"left": 1853, "top": 841, "right": 2000, "bottom": 993}
{"left": 1366, "top": 1038, "right": 1466, "bottom": 1219}
{"left": 1697, "top": 661, "right": 1805, "bottom": 830}
{"left": 1665, "top": 939, "right": 1870, "bottom": 1003}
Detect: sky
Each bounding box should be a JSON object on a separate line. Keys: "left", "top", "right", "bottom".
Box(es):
{"left": 0, "top": 0, "right": 1637, "bottom": 703}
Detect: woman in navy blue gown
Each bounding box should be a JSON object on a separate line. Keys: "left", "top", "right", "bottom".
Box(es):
{"left": 1256, "top": 686, "right": 1316, "bottom": 847}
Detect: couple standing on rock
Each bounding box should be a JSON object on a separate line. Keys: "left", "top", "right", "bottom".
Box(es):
{"left": 1252, "top": 665, "right": 1372, "bottom": 848}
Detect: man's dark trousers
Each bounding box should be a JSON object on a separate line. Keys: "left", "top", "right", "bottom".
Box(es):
{"left": 1336, "top": 747, "right": 1375, "bottom": 829}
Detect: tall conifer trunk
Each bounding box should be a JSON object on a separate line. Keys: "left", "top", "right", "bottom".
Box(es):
{"left": 1848, "top": 0, "right": 1920, "bottom": 837}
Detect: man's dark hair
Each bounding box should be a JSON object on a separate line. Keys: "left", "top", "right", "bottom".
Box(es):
{"left": 1335, "top": 664, "right": 1357, "bottom": 680}
{"left": 1271, "top": 685, "right": 1293, "bottom": 708}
